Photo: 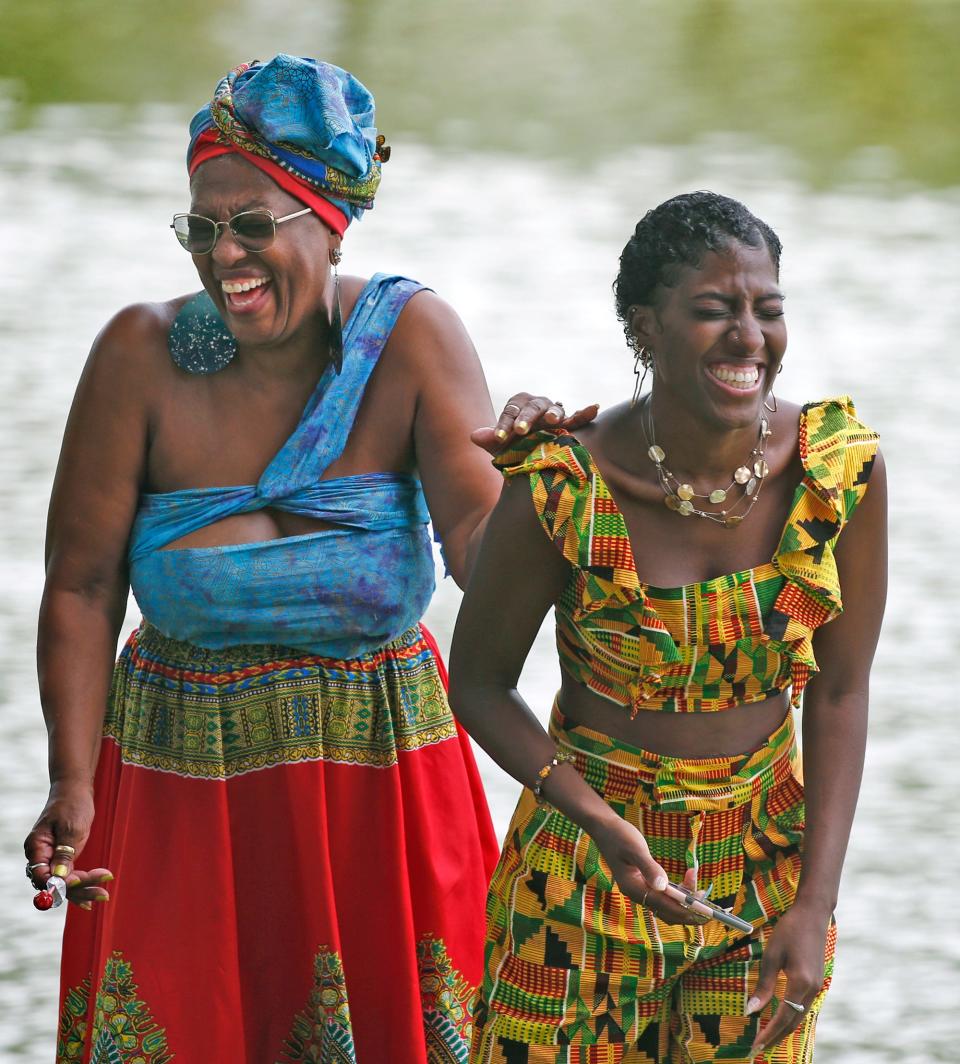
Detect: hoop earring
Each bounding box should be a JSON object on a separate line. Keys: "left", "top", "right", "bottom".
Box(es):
{"left": 763, "top": 391, "right": 778, "bottom": 413}
{"left": 168, "top": 290, "right": 237, "bottom": 374}
{"left": 328, "top": 249, "right": 343, "bottom": 374}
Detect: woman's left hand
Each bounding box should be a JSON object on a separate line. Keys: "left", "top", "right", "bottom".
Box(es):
{"left": 747, "top": 901, "right": 832, "bottom": 1056}
{"left": 471, "top": 393, "right": 599, "bottom": 453}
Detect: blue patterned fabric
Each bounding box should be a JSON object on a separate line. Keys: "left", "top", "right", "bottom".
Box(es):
{"left": 188, "top": 55, "right": 383, "bottom": 222}
{"left": 129, "top": 274, "right": 435, "bottom": 658}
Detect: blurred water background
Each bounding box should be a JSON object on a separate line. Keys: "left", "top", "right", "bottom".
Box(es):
{"left": 1, "top": 1, "right": 958, "bottom": 1059}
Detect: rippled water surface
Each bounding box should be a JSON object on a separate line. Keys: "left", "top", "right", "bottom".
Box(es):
{"left": 2, "top": 4, "right": 959, "bottom": 1060}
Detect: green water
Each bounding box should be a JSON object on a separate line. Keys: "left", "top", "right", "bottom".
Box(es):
{"left": 2, "top": 0, "right": 959, "bottom": 186}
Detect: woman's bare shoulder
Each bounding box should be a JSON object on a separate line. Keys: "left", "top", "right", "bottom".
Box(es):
{"left": 83, "top": 295, "right": 194, "bottom": 384}
{"left": 91, "top": 297, "right": 184, "bottom": 360}
{"left": 381, "top": 284, "right": 476, "bottom": 369}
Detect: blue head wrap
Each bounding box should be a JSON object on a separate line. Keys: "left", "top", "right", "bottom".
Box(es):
{"left": 188, "top": 55, "right": 388, "bottom": 227}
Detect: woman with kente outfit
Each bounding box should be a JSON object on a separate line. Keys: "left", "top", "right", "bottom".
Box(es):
{"left": 23, "top": 56, "right": 587, "bottom": 1063}
{"left": 450, "top": 193, "right": 886, "bottom": 1062}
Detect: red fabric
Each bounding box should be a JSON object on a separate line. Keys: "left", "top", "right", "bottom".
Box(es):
{"left": 57, "top": 627, "right": 498, "bottom": 1063}
{"left": 189, "top": 129, "right": 350, "bottom": 236}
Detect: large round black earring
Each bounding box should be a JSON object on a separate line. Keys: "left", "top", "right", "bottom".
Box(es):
{"left": 328, "top": 247, "right": 343, "bottom": 374}
{"left": 168, "top": 291, "right": 237, "bottom": 374}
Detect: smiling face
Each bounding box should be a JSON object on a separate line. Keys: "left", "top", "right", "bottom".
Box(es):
{"left": 632, "top": 240, "right": 787, "bottom": 430}
{"left": 188, "top": 154, "right": 340, "bottom": 350}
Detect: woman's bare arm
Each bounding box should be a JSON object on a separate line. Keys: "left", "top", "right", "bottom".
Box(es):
{"left": 750, "top": 450, "right": 887, "bottom": 1053}
{"left": 404, "top": 293, "right": 501, "bottom": 586}
{"left": 796, "top": 449, "right": 888, "bottom": 912}
{"left": 448, "top": 478, "right": 687, "bottom": 910}
{"left": 400, "top": 292, "right": 576, "bottom": 587}
{"left": 26, "top": 304, "right": 156, "bottom": 895}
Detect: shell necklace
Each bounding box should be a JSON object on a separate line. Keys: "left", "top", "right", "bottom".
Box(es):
{"left": 642, "top": 399, "right": 772, "bottom": 528}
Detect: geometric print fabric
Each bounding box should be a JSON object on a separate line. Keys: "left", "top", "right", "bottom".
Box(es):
{"left": 494, "top": 397, "right": 879, "bottom": 717}
{"left": 471, "top": 709, "right": 833, "bottom": 1062}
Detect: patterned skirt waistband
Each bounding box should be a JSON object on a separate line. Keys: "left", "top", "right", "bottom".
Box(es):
{"left": 548, "top": 701, "right": 798, "bottom": 813}
{"left": 134, "top": 618, "right": 426, "bottom": 672}
{"left": 106, "top": 621, "right": 456, "bottom": 778}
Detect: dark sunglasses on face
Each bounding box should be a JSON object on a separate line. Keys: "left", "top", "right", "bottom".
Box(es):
{"left": 170, "top": 207, "right": 313, "bottom": 255}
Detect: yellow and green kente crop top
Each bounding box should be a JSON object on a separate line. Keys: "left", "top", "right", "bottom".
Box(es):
{"left": 494, "top": 397, "right": 879, "bottom": 715}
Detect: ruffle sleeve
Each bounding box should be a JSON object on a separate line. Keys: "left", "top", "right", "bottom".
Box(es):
{"left": 768, "top": 396, "right": 880, "bottom": 704}
{"left": 494, "top": 432, "right": 682, "bottom": 707}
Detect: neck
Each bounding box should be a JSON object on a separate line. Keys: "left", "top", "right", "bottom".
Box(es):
{"left": 643, "top": 392, "right": 763, "bottom": 485}
{"left": 236, "top": 313, "right": 333, "bottom": 383}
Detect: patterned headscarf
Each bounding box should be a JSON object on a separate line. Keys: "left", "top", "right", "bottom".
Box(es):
{"left": 187, "top": 55, "right": 388, "bottom": 236}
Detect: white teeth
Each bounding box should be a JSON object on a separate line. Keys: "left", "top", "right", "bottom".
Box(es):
{"left": 222, "top": 277, "right": 268, "bottom": 295}
{"left": 711, "top": 365, "right": 760, "bottom": 388}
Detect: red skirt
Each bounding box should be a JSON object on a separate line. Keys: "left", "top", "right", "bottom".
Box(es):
{"left": 56, "top": 622, "right": 498, "bottom": 1063}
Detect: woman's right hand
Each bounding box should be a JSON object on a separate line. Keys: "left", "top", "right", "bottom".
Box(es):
{"left": 24, "top": 782, "right": 112, "bottom": 908}
{"left": 590, "top": 817, "right": 709, "bottom": 926}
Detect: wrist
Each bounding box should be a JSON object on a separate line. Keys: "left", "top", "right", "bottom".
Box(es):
{"left": 792, "top": 888, "right": 836, "bottom": 920}
{"left": 537, "top": 763, "right": 618, "bottom": 838}
{"left": 579, "top": 802, "right": 623, "bottom": 840}
{"left": 48, "top": 775, "right": 95, "bottom": 795}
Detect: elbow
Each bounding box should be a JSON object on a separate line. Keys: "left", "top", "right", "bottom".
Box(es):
{"left": 802, "top": 682, "right": 870, "bottom": 722}
{"left": 43, "top": 553, "right": 129, "bottom": 607}
{"left": 438, "top": 510, "right": 491, "bottom": 591}
{"left": 447, "top": 663, "right": 514, "bottom": 723}
{"left": 446, "top": 666, "right": 479, "bottom": 719}
{"left": 39, "top": 577, "right": 128, "bottom": 637}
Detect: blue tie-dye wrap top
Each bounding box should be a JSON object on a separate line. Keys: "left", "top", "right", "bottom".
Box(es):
{"left": 127, "top": 274, "right": 435, "bottom": 658}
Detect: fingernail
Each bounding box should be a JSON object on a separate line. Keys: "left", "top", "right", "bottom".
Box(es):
{"left": 746, "top": 996, "right": 762, "bottom": 1015}
{"left": 494, "top": 428, "right": 508, "bottom": 440}
{"left": 96, "top": 873, "right": 114, "bottom": 883}
{"left": 93, "top": 895, "right": 110, "bottom": 903}
{"left": 515, "top": 420, "right": 529, "bottom": 434}
{"left": 79, "top": 902, "right": 92, "bottom": 911}
{"left": 654, "top": 875, "right": 668, "bottom": 891}
{"left": 52, "top": 864, "right": 68, "bottom": 878}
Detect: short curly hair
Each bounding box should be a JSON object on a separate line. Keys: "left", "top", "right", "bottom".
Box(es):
{"left": 614, "top": 192, "right": 782, "bottom": 350}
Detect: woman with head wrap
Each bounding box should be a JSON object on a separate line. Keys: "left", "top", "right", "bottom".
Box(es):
{"left": 23, "top": 56, "right": 588, "bottom": 1062}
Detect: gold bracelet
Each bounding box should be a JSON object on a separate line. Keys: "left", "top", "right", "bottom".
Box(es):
{"left": 532, "top": 749, "right": 577, "bottom": 800}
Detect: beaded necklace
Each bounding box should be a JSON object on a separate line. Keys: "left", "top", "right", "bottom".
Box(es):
{"left": 642, "top": 398, "right": 772, "bottom": 528}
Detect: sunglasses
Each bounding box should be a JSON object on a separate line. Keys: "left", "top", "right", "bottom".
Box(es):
{"left": 170, "top": 207, "right": 313, "bottom": 255}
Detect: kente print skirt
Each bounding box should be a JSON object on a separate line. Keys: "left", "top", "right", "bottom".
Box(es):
{"left": 56, "top": 621, "right": 499, "bottom": 1064}
{"left": 471, "top": 705, "right": 835, "bottom": 1063}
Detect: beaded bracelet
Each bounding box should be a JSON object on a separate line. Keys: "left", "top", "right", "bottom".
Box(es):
{"left": 532, "top": 749, "right": 577, "bottom": 800}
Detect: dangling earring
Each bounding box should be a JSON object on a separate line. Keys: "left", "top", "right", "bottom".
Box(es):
{"left": 168, "top": 290, "right": 237, "bottom": 374}
{"left": 630, "top": 341, "right": 653, "bottom": 407}
{"left": 328, "top": 247, "right": 343, "bottom": 374}
{"left": 763, "top": 361, "right": 782, "bottom": 412}
{"left": 762, "top": 363, "right": 787, "bottom": 412}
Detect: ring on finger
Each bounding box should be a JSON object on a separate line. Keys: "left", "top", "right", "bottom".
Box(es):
{"left": 640, "top": 889, "right": 649, "bottom": 906}
{"left": 53, "top": 844, "right": 77, "bottom": 857}
{"left": 783, "top": 999, "right": 806, "bottom": 1014}
{"left": 503, "top": 404, "right": 521, "bottom": 415}
{"left": 25, "top": 861, "right": 47, "bottom": 879}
